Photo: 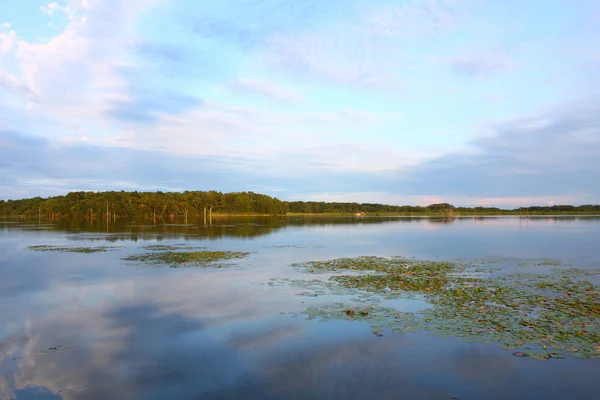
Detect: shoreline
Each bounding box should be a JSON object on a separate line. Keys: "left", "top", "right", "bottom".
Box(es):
{"left": 2, "top": 213, "right": 600, "bottom": 219}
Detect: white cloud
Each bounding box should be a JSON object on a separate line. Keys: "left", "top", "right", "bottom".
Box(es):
{"left": 0, "top": 29, "right": 17, "bottom": 56}
{"left": 20, "top": 1, "right": 129, "bottom": 101}
{"left": 8, "top": 0, "right": 165, "bottom": 138}
{"left": 0, "top": 69, "right": 31, "bottom": 96}
{"left": 100, "top": 99, "right": 411, "bottom": 173}
{"left": 40, "top": 2, "right": 65, "bottom": 15}
{"left": 1, "top": 22, "right": 10, "bottom": 29}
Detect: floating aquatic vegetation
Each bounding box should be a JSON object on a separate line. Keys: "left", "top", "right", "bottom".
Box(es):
{"left": 518, "top": 258, "right": 572, "bottom": 267}
{"left": 268, "top": 277, "right": 348, "bottom": 296}
{"left": 38, "top": 344, "right": 75, "bottom": 356}
{"left": 140, "top": 244, "right": 207, "bottom": 251}
{"left": 265, "top": 245, "right": 308, "bottom": 249}
{"left": 284, "top": 256, "right": 600, "bottom": 360}
{"left": 265, "top": 244, "right": 325, "bottom": 249}
{"left": 454, "top": 256, "right": 519, "bottom": 265}
{"left": 122, "top": 250, "right": 250, "bottom": 268}
{"left": 455, "top": 256, "right": 574, "bottom": 272}
{"left": 27, "top": 245, "right": 120, "bottom": 253}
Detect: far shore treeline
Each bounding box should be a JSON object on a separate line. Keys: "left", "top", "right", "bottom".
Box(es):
{"left": 1, "top": 191, "right": 600, "bottom": 219}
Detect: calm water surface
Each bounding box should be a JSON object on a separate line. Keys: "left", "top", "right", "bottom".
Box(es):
{"left": 1, "top": 216, "right": 599, "bottom": 400}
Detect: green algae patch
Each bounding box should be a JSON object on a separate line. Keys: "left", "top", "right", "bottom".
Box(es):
{"left": 518, "top": 258, "right": 572, "bottom": 267}
{"left": 285, "top": 256, "right": 600, "bottom": 360}
{"left": 123, "top": 250, "right": 250, "bottom": 268}
{"left": 28, "top": 245, "right": 120, "bottom": 253}
{"left": 265, "top": 245, "right": 308, "bottom": 249}
{"left": 141, "top": 244, "right": 207, "bottom": 251}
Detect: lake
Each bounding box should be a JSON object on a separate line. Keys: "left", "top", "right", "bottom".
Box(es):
{"left": 1, "top": 216, "right": 599, "bottom": 400}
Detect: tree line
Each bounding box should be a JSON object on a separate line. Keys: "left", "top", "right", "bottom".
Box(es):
{"left": 0, "top": 191, "right": 599, "bottom": 219}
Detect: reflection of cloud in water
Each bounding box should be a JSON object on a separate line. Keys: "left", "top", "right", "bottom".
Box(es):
{"left": 2, "top": 300, "right": 600, "bottom": 399}
{"left": 228, "top": 324, "right": 305, "bottom": 351}
{"left": 0, "top": 265, "right": 310, "bottom": 399}
{"left": 0, "top": 296, "right": 308, "bottom": 399}
{"left": 235, "top": 331, "right": 600, "bottom": 400}
{"left": 0, "top": 308, "right": 138, "bottom": 399}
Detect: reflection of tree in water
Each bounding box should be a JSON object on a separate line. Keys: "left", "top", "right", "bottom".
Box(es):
{"left": 6, "top": 216, "right": 440, "bottom": 241}
{"left": 9, "top": 215, "right": 599, "bottom": 240}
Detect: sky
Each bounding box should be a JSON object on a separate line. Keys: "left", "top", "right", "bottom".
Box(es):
{"left": 0, "top": 0, "right": 599, "bottom": 207}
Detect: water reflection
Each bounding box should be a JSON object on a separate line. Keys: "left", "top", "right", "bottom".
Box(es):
{"left": 2, "top": 215, "right": 599, "bottom": 241}
{"left": 1, "top": 216, "right": 600, "bottom": 399}
{"left": 3, "top": 296, "right": 599, "bottom": 399}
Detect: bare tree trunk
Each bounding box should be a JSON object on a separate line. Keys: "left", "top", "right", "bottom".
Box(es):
{"left": 209, "top": 206, "right": 213, "bottom": 226}
{"left": 203, "top": 207, "right": 207, "bottom": 226}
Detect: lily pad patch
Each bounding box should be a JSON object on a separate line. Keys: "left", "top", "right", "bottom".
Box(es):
{"left": 122, "top": 250, "right": 250, "bottom": 268}
{"left": 281, "top": 256, "right": 600, "bottom": 360}
{"left": 28, "top": 245, "right": 121, "bottom": 253}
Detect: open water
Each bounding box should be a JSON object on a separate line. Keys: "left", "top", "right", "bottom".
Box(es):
{"left": 1, "top": 216, "right": 599, "bottom": 399}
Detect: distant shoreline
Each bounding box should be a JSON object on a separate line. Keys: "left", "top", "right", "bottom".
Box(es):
{"left": 1, "top": 190, "right": 599, "bottom": 219}
{"left": 0, "top": 212, "right": 600, "bottom": 219}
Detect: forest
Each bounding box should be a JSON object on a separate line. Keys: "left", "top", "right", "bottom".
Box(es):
{"left": 1, "top": 191, "right": 599, "bottom": 219}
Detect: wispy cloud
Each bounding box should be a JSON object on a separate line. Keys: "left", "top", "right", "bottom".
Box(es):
{"left": 296, "top": 192, "right": 585, "bottom": 208}
{"left": 450, "top": 50, "right": 514, "bottom": 78}
{"left": 135, "top": 41, "right": 186, "bottom": 64}
{"left": 261, "top": 0, "right": 475, "bottom": 88}
{"left": 365, "top": 0, "right": 466, "bottom": 39}
{"left": 394, "top": 98, "right": 600, "bottom": 199}
{"left": 0, "top": 0, "right": 598, "bottom": 205}
{"left": 191, "top": 0, "right": 347, "bottom": 51}
{"left": 40, "top": 2, "right": 65, "bottom": 15}
{"left": 228, "top": 78, "right": 305, "bottom": 104}
{"left": 0, "top": 69, "right": 31, "bottom": 96}
{"left": 107, "top": 90, "right": 202, "bottom": 124}
{"left": 0, "top": 129, "right": 403, "bottom": 199}
{"left": 2, "top": 91, "right": 599, "bottom": 205}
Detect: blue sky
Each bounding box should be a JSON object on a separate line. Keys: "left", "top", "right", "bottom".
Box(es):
{"left": 0, "top": 0, "right": 599, "bottom": 207}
